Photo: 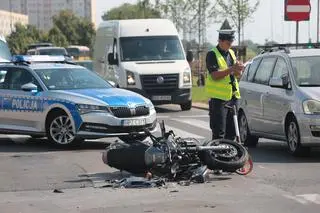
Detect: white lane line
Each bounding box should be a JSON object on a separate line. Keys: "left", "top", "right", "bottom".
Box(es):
{"left": 164, "top": 124, "right": 205, "bottom": 139}
{"left": 171, "top": 118, "right": 211, "bottom": 131}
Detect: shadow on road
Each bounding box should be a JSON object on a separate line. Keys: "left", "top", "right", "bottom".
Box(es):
{"left": 0, "top": 137, "right": 111, "bottom": 153}
{"left": 248, "top": 140, "right": 320, "bottom": 163}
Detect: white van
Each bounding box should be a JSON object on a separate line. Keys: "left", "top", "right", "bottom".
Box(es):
{"left": 0, "top": 35, "right": 12, "bottom": 62}
{"left": 93, "top": 19, "right": 193, "bottom": 111}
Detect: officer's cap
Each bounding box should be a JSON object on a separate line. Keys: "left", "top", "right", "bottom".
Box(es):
{"left": 217, "top": 19, "right": 235, "bottom": 41}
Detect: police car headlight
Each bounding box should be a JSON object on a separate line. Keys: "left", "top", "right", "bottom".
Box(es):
{"left": 183, "top": 68, "right": 191, "bottom": 84}
{"left": 145, "top": 99, "right": 154, "bottom": 110}
{"left": 126, "top": 70, "right": 135, "bottom": 85}
{"left": 76, "top": 104, "right": 110, "bottom": 114}
{"left": 303, "top": 100, "right": 320, "bottom": 115}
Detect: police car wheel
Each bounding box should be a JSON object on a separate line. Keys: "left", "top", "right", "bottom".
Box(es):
{"left": 46, "top": 112, "right": 80, "bottom": 147}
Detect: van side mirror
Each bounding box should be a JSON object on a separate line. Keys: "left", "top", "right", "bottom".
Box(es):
{"left": 186, "top": 50, "right": 193, "bottom": 63}
{"left": 108, "top": 53, "right": 118, "bottom": 65}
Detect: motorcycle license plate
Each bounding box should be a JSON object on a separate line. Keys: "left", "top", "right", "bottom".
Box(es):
{"left": 121, "top": 119, "right": 146, "bottom": 126}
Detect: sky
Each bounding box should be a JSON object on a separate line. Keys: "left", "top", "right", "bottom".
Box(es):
{"left": 95, "top": 0, "right": 319, "bottom": 45}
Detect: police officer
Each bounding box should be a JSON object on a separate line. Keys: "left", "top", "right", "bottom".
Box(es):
{"left": 205, "top": 19, "right": 244, "bottom": 141}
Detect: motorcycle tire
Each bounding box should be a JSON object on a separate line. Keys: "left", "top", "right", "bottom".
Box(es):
{"left": 202, "top": 139, "right": 249, "bottom": 172}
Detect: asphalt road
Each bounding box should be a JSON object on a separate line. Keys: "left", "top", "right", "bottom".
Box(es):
{"left": 1, "top": 105, "right": 320, "bottom": 212}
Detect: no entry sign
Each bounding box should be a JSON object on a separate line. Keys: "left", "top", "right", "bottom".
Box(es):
{"left": 284, "top": 0, "right": 311, "bottom": 21}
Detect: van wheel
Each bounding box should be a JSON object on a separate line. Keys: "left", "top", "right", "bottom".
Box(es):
{"left": 238, "top": 112, "right": 259, "bottom": 147}
{"left": 286, "top": 117, "right": 310, "bottom": 157}
{"left": 46, "top": 111, "right": 83, "bottom": 148}
{"left": 180, "top": 101, "right": 192, "bottom": 111}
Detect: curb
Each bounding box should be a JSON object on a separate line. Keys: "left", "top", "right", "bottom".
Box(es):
{"left": 192, "top": 102, "right": 209, "bottom": 111}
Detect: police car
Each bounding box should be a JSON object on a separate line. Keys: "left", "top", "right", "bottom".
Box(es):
{"left": 0, "top": 55, "right": 157, "bottom": 147}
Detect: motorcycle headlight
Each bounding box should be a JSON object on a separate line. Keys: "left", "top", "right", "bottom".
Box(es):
{"left": 76, "top": 104, "right": 110, "bottom": 114}
{"left": 183, "top": 67, "right": 191, "bottom": 84}
{"left": 303, "top": 100, "right": 320, "bottom": 115}
{"left": 126, "top": 70, "right": 135, "bottom": 85}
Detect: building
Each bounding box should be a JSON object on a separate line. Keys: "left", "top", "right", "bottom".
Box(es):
{"left": 0, "top": 9, "right": 28, "bottom": 36}
{"left": 0, "top": 0, "right": 96, "bottom": 31}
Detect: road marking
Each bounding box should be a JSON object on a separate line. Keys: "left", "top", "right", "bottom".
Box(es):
{"left": 178, "top": 115, "right": 208, "bottom": 118}
{"left": 283, "top": 194, "right": 309, "bottom": 205}
{"left": 163, "top": 124, "right": 205, "bottom": 139}
{"left": 171, "top": 118, "right": 211, "bottom": 131}
{"left": 157, "top": 115, "right": 170, "bottom": 118}
{"left": 284, "top": 193, "right": 320, "bottom": 205}
{"left": 296, "top": 194, "right": 320, "bottom": 204}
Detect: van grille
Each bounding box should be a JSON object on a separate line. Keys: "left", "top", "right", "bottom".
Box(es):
{"left": 140, "top": 74, "right": 179, "bottom": 91}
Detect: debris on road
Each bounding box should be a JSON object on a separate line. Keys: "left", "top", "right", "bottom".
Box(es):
{"left": 53, "top": 189, "right": 64, "bottom": 193}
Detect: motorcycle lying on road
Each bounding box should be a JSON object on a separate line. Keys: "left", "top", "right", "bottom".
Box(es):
{"left": 102, "top": 120, "right": 252, "bottom": 183}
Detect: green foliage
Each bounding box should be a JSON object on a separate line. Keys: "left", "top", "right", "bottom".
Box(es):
{"left": 48, "top": 26, "right": 68, "bottom": 47}
{"left": 215, "top": 0, "right": 260, "bottom": 45}
{"left": 102, "top": 2, "right": 161, "bottom": 20}
{"left": 6, "top": 23, "right": 47, "bottom": 54}
{"left": 6, "top": 10, "right": 96, "bottom": 54}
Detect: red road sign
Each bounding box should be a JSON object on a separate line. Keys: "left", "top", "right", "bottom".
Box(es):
{"left": 284, "top": 0, "right": 311, "bottom": 21}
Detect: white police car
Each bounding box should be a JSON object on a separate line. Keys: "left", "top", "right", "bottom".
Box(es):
{"left": 0, "top": 55, "right": 157, "bottom": 147}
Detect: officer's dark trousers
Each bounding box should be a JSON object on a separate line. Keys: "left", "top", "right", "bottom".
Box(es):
{"left": 209, "top": 96, "right": 239, "bottom": 140}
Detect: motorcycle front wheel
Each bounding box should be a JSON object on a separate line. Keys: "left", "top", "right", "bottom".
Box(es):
{"left": 202, "top": 139, "right": 249, "bottom": 172}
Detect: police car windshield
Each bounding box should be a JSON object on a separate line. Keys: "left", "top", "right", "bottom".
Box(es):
{"left": 34, "top": 68, "right": 112, "bottom": 90}
{"left": 120, "top": 36, "right": 185, "bottom": 61}
{"left": 291, "top": 56, "right": 320, "bottom": 87}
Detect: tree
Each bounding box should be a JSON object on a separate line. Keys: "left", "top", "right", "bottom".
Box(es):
{"left": 102, "top": 2, "right": 161, "bottom": 20}
{"left": 6, "top": 23, "right": 47, "bottom": 54}
{"left": 52, "top": 10, "right": 81, "bottom": 45}
{"left": 215, "top": 0, "right": 260, "bottom": 46}
{"left": 48, "top": 26, "right": 68, "bottom": 47}
{"left": 52, "top": 10, "right": 96, "bottom": 49}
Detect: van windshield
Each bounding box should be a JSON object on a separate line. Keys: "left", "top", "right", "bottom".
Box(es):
{"left": 291, "top": 56, "right": 320, "bottom": 87}
{"left": 120, "top": 36, "right": 185, "bottom": 61}
{"left": 0, "top": 40, "right": 12, "bottom": 61}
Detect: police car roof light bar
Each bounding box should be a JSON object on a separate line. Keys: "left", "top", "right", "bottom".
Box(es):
{"left": 12, "top": 55, "right": 69, "bottom": 64}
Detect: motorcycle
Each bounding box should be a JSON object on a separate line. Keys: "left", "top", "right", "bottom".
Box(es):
{"left": 102, "top": 120, "right": 251, "bottom": 183}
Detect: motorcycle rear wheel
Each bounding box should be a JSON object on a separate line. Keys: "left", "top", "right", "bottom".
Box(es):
{"left": 202, "top": 139, "right": 249, "bottom": 172}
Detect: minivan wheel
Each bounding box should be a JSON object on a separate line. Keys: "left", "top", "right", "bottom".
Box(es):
{"left": 286, "top": 117, "right": 310, "bottom": 157}
{"left": 238, "top": 112, "right": 259, "bottom": 147}
{"left": 46, "top": 111, "right": 83, "bottom": 148}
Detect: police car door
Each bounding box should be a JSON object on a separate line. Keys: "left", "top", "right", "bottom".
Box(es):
{"left": 0, "top": 67, "right": 43, "bottom": 133}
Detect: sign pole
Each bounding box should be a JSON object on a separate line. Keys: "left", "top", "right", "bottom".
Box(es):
{"left": 296, "top": 21, "right": 299, "bottom": 49}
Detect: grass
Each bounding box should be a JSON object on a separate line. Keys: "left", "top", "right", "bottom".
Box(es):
{"left": 192, "top": 86, "right": 209, "bottom": 103}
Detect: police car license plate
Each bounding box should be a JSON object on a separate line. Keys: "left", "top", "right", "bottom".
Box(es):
{"left": 122, "top": 119, "right": 146, "bottom": 126}
{"left": 152, "top": 95, "right": 171, "bottom": 101}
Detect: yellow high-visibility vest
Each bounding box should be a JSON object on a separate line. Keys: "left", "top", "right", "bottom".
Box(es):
{"left": 205, "top": 47, "right": 241, "bottom": 101}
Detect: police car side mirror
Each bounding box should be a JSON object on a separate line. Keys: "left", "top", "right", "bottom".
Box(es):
{"left": 21, "top": 83, "right": 38, "bottom": 93}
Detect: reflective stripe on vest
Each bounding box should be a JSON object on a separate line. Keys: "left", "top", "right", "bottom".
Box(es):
{"left": 205, "top": 47, "right": 241, "bottom": 101}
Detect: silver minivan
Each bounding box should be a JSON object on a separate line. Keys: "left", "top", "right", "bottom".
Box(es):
{"left": 238, "top": 47, "right": 320, "bottom": 156}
